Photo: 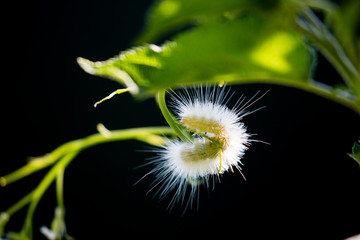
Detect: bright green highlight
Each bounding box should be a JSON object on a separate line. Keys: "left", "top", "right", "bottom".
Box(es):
{"left": 77, "top": 4, "right": 360, "bottom": 114}
{"left": 157, "top": 0, "right": 180, "bottom": 17}
{"left": 79, "top": 15, "right": 313, "bottom": 95}
{"left": 251, "top": 32, "right": 296, "bottom": 73}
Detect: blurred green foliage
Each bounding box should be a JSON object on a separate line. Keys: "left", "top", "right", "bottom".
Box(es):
{"left": 78, "top": 14, "right": 313, "bottom": 98}
{"left": 78, "top": 0, "right": 360, "bottom": 114}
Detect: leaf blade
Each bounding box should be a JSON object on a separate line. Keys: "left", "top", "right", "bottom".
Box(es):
{"left": 79, "top": 14, "right": 315, "bottom": 98}
{"left": 348, "top": 139, "right": 360, "bottom": 165}
{"left": 136, "top": 0, "right": 280, "bottom": 43}
{"left": 149, "top": 15, "right": 314, "bottom": 90}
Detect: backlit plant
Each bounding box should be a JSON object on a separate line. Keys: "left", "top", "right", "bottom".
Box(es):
{"left": 1, "top": 0, "right": 359, "bottom": 239}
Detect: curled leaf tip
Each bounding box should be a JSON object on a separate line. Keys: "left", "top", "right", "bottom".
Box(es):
{"left": 94, "top": 88, "right": 130, "bottom": 107}
{"left": 96, "top": 123, "right": 112, "bottom": 138}
{"left": 77, "top": 57, "right": 97, "bottom": 75}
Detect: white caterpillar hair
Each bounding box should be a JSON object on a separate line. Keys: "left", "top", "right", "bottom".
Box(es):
{"left": 139, "top": 85, "right": 267, "bottom": 211}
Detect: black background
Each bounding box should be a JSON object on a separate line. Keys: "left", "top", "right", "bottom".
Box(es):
{"left": 1, "top": 0, "right": 359, "bottom": 239}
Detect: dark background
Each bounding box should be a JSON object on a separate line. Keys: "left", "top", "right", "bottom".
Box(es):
{"left": 1, "top": 0, "right": 359, "bottom": 239}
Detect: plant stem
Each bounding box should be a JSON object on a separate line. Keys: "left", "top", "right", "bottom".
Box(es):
{"left": 22, "top": 152, "right": 78, "bottom": 239}
{"left": 297, "top": 6, "right": 360, "bottom": 99}
{"left": 1, "top": 126, "right": 175, "bottom": 186}
{"left": 1, "top": 126, "right": 174, "bottom": 238}
{"left": 156, "top": 90, "right": 193, "bottom": 143}
{"left": 5, "top": 192, "right": 33, "bottom": 217}
{"left": 258, "top": 78, "right": 360, "bottom": 114}
{"left": 56, "top": 169, "right": 65, "bottom": 209}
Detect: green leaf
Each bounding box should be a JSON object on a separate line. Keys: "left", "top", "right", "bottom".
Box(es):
{"left": 136, "top": 0, "right": 280, "bottom": 43}
{"left": 348, "top": 139, "right": 360, "bottom": 165}
{"left": 150, "top": 15, "right": 314, "bottom": 90}
{"left": 77, "top": 44, "right": 172, "bottom": 97}
{"left": 79, "top": 14, "right": 314, "bottom": 99}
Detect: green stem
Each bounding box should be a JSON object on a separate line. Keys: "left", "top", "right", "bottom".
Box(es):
{"left": 1, "top": 126, "right": 175, "bottom": 186}
{"left": 13, "top": 127, "right": 173, "bottom": 239}
{"left": 171, "top": 77, "right": 360, "bottom": 115}
{"left": 22, "top": 152, "right": 78, "bottom": 239}
{"left": 1, "top": 126, "right": 174, "bottom": 238}
{"left": 1, "top": 191, "right": 33, "bottom": 237}
{"left": 56, "top": 169, "right": 65, "bottom": 209}
{"left": 1, "top": 126, "right": 174, "bottom": 237}
{"left": 286, "top": 79, "right": 360, "bottom": 113}
{"left": 156, "top": 90, "right": 193, "bottom": 143}
{"left": 5, "top": 192, "right": 33, "bottom": 216}
{"left": 274, "top": 79, "right": 360, "bottom": 114}
{"left": 297, "top": 6, "right": 360, "bottom": 99}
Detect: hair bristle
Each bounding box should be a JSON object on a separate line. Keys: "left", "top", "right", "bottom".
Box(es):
{"left": 139, "top": 85, "right": 266, "bottom": 211}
